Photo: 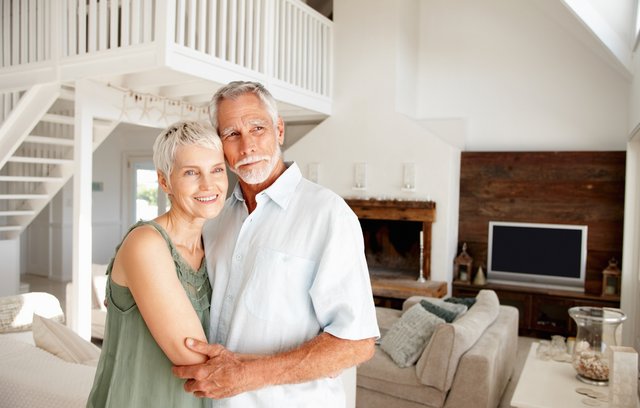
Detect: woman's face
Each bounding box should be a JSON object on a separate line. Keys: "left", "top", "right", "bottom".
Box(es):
{"left": 160, "top": 144, "right": 227, "bottom": 222}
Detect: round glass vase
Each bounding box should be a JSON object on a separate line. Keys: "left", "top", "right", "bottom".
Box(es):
{"left": 568, "top": 306, "right": 626, "bottom": 386}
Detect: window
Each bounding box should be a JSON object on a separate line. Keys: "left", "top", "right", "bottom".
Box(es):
{"left": 123, "top": 155, "right": 169, "bottom": 229}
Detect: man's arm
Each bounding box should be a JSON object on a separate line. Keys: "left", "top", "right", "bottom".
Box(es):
{"left": 172, "top": 332, "right": 375, "bottom": 399}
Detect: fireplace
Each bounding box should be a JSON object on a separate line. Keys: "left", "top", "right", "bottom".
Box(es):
{"left": 345, "top": 198, "right": 446, "bottom": 302}
{"left": 360, "top": 218, "right": 422, "bottom": 277}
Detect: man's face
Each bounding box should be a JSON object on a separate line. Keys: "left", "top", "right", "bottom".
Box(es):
{"left": 216, "top": 93, "right": 284, "bottom": 185}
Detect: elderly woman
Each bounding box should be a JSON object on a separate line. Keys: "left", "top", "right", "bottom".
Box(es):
{"left": 87, "top": 121, "right": 227, "bottom": 408}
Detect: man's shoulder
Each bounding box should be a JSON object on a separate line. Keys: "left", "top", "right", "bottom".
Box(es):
{"left": 294, "top": 180, "right": 355, "bottom": 217}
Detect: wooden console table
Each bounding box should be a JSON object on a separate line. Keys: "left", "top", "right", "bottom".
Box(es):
{"left": 453, "top": 281, "right": 620, "bottom": 338}
{"left": 370, "top": 270, "right": 447, "bottom": 308}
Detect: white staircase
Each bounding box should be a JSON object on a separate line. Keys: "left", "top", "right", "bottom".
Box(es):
{"left": 0, "top": 84, "right": 118, "bottom": 240}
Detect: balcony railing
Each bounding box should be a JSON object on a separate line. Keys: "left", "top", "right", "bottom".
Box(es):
{"left": 0, "top": 0, "right": 332, "bottom": 97}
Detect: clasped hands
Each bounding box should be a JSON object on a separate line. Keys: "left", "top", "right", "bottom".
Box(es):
{"left": 172, "top": 338, "right": 257, "bottom": 399}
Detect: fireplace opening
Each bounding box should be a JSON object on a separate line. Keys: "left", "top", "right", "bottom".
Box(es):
{"left": 359, "top": 219, "right": 422, "bottom": 279}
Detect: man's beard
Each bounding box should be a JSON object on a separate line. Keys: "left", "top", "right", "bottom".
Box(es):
{"left": 233, "top": 146, "right": 282, "bottom": 185}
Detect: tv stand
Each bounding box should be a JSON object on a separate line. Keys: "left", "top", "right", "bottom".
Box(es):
{"left": 452, "top": 281, "right": 620, "bottom": 338}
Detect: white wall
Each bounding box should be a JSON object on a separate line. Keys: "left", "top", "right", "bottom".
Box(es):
{"left": 286, "top": 0, "right": 460, "bottom": 285}
{"left": 622, "top": 34, "right": 640, "bottom": 349}
{"left": 286, "top": 0, "right": 631, "bottom": 290}
{"left": 0, "top": 239, "right": 20, "bottom": 296}
{"left": 92, "top": 123, "right": 160, "bottom": 264}
{"left": 417, "top": 0, "right": 630, "bottom": 151}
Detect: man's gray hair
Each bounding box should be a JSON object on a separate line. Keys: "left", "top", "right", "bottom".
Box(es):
{"left": 152, "top": 121, "right": 222, "bottom": 186}
{"left": 208, "top": 81, "right": 279, "bottom": 131}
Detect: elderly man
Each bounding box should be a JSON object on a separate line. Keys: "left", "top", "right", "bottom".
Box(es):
{"left": 173, "top": 81, "right": 379, "bottom": 407}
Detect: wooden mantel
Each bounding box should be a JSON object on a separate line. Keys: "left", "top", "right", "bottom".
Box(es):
{"left": 346, "top": 198, "right": 436, "bottom": 279}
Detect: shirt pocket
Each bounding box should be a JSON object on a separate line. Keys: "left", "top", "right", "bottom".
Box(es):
{"left": 244, "top": 247, "right": 316, "bottom": 324}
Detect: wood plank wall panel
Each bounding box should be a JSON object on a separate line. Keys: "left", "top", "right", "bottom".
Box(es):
{"left": 458, "top": 152, "right": 626, "bottom": 295}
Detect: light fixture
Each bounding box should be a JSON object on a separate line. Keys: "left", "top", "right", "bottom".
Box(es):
{"left": 353, "top": 162, "right": 367, "bottom": 190}
{"left": 402, "top": 162, "right": 416, "bottom": 192}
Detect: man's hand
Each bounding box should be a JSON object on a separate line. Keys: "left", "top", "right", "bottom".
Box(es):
{"left": 172, "top": 338, "right": 254, "bottom": 399}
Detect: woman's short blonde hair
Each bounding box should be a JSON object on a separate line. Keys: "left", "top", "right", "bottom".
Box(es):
{"left": 152, "top": 121, "right": 222, "bottom": 185}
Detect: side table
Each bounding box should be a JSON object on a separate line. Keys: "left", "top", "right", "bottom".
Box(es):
{"left": 511, "top": 342, "right": 639, "bottom": 408}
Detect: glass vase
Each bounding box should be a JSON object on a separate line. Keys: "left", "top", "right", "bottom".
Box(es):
{"left": 568, "top": 306, "right": 626, "bottom": 386}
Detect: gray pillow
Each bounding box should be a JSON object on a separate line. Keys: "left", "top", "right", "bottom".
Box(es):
{"left": 380, "top": 304, "right": 444, "bottom": 368}
{"left": 425, "top": 298, "right": 468, "bottom": 318}
{"left": 420, "top": 300, "right": 458, "bottom": 323}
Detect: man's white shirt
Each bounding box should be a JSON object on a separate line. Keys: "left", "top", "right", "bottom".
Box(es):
{"left": 202, "top": 162, "right": 379, "bottom": 408}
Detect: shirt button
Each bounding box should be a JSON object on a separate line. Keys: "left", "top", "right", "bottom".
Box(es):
{"left": 235, "top": 254, "right": 242, "bottom": 261}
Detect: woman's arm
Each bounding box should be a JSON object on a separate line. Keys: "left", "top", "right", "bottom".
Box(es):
{"left": 110, "top": 226, "right": 208, "bottom": 366}
{"left": 172, "top": 332, "right": 375, "bottom": 399}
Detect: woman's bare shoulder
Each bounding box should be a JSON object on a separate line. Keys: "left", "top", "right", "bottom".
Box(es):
{"left": 115, "top": 224, "right": 172, "bottom": 274}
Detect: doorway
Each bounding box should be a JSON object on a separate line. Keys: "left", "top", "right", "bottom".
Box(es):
{"left": 122, "top": 155, "right": 169, "bottom": 233}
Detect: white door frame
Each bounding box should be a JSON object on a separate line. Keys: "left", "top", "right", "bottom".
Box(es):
{"left": 120, "top": 152, "right": 168, "bottom": 236}
{"left": 621, "top": 128, "right": 640, "bottom": 349}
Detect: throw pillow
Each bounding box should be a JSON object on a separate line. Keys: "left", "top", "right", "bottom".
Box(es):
{"left": 380, "top": 304, "right": 444, "bottom": 368}
{"left": 419, "top": 300, "right": 458, "bottom": 323}
{"left": 0, "top": 292, "right": 64, "bottom": 333}
{"left": 445, "top": 296, "right": 477, "bottom": 308}
{"left": 420, "top": 299, "right": 468, "bottom": 321}
{"left": 32, "top": 314, "right": 101, "bottom": 365}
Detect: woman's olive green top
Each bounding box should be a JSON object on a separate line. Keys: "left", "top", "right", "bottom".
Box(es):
{"left": 87, "top": 220, "right": 211, "bottom": 408}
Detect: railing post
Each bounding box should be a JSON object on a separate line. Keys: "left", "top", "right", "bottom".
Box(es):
{"left": 263, "top": 0, "right": 275, "bottom": 81}
{"left": 49, "top": 0, "right": 61, "bottom": 69}
{"left": 156, "top": 0, "right": 176, "bottom": 64}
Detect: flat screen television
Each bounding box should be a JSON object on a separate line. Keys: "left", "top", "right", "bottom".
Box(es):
{"left": 487, "top": 221, "right": 587, "bottom": 292}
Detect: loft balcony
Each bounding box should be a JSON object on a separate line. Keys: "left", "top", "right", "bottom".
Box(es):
{"left": 0, "top": 0, "right": 333, "bottom": 122}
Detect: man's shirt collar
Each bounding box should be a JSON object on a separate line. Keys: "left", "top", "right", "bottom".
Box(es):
{"left": 231, "top": 161, "right": 301, "bottom": 210}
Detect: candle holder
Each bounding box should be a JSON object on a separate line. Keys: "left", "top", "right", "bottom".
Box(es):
{"left": 417, "top": 230, "right": 426, "bottom": 282}
{"left": 453, "top": 243, "right": 473, "bottom": 284}
{"left": 601, "top": 258, "right": 621, "bottom": 297}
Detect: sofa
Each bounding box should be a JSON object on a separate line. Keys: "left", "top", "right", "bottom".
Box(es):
{"left": 0, "top": 292, "right": 99, "bottom": 408}
{"left": 357, "top": 289, "right": 519, "bottom": 408}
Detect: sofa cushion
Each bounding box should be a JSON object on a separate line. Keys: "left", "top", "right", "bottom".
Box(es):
{"left": 32, "top": 314, "right": 101, "bottom": 364}
{"left": 380, "top": 304, "right": 444, "bottom": 368}
{"left": 445, "top": 296, "right": 477, "bottom": 308}
{"left": 415, "top": 289, "right": 500, "bottom": 393}
{"left": 0, "top": 337, "right": 96, "bottom": 408}
{"left": 402, "top": 296, "right": 467, "bottom": 316}
{"left": 419, "top": 300, "right": 458, "bottom": 323}
{"left": 0, "top": 292, "right": 64, "bottom": 333}
{"left": 375, "top": 306, "right": 402, "bottom": 337}
{"left": 357, "top": 342, "right": 446, "bottom": 407}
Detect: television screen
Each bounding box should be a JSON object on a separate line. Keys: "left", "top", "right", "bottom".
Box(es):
{"left": 487, "top": 221, "right": 587, "bottom": 291}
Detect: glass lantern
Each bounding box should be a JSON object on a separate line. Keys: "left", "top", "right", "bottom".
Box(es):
{"left": 568, "top": 306, "right": 626, "bottom": 385}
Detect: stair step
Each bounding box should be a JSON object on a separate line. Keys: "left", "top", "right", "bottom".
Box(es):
{"left": 0, "top": 194, "right": 49, "bottom": 200}
{"left": 58, "top": 88, "right": 75, "bottom": 101}
{"left": 0, "top": 175, "right": 65, "bottom": 183}
{"left": 41, "top": 113, "right": 74, "bottom": 126}
{"left": 24, "top": 135, "right": 74, "bottom": 146}
{"left": 0, "top": 226, "right": 22, "bottom": 232}
{"left": 8, "top": 156, "right": 74, "bottom": 165}
{"left": 0, "top": 210, "right": 35, "bottom": 216}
